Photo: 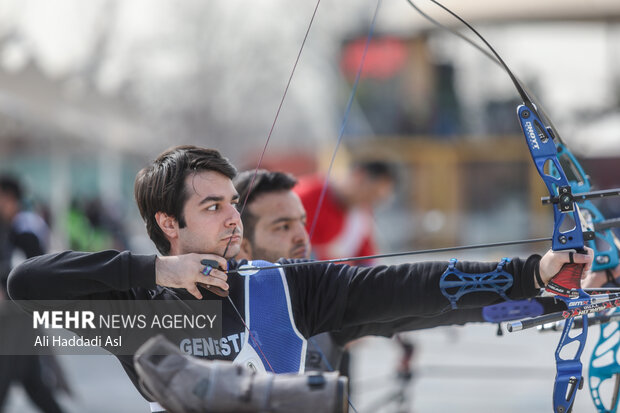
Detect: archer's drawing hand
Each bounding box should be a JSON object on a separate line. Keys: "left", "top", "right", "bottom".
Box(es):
{"left": 155, "top": 253, "right": 228, "bottom": 299}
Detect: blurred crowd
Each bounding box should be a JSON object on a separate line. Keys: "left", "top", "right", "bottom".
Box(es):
{"left": 0, "top": 173, "right": 133, "bottom": 412}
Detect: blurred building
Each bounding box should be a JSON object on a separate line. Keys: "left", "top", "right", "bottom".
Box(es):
{"left": 0, "top": 0, "right": 618, "bottom": 253}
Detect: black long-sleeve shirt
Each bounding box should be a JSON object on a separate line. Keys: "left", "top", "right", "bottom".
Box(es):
{"left": 7, "top": 250, "right": 543, "bottom": 398}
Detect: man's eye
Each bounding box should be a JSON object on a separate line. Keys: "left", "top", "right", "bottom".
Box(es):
{"left": 207, "top": 204, "right": 218, "bottom": 211}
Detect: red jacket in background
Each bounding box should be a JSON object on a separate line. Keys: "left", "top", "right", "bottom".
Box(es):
{"left": 294, "top": 175, "right": 376, "bottom": 265}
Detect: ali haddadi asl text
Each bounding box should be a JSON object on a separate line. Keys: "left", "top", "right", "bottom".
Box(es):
{"left": 34, "top": 335, "right": 121, "bottom": 347}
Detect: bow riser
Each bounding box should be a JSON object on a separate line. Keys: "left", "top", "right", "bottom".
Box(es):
{"left": 517, "top": 102, "right": 588, "bottom": 413}
{"left": 517, "top": 105, "right": 587, "bottom": 254}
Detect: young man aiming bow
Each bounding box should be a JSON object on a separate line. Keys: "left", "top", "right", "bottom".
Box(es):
{"left": 7, "top": 145, "right": 591, "bottom": 405}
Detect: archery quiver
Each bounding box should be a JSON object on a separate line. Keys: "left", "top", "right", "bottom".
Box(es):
{"left": 134, "top": 335, "right": 348, "bottom": 413}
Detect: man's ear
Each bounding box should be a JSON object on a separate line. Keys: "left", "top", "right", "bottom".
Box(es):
{"left": 155, "top": 212, "right": 179, "bottom": 240}
{"left": 238, "top": 238, "right": 253, "bottom": 261}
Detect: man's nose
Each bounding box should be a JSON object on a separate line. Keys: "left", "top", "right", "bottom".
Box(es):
{"left": 293, "top": 222, "right": 309, "bottom": 243}
{"left": 225, "top": 204, "right": 242, "bottom": 227}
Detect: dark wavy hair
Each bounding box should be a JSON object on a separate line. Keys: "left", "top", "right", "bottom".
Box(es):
{"left": 134, "top": 145, "right": 237, "bottom": 255}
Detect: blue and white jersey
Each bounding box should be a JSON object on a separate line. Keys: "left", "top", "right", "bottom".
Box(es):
{"left": 234, "top": 260, "right": 307, "bottom": 374}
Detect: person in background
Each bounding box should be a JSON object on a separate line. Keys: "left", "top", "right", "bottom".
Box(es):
{"left": 0, "top": 175, "right": 70, "bottom": 413}
{"left": 234, "top": 170, "right": 346, "bottom": 372}
{"left": 234, "top": 170, "right": 309, "bottom": 263}
{"left": 294, "top": 160, "right": 397, "bottom": 265}
{"left": 0, "top": 176, "right": 50, "bottom": 290}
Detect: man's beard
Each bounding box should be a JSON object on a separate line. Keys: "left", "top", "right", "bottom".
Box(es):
{"left": 220, "top": 228, "right": 242, "bottom": 259}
